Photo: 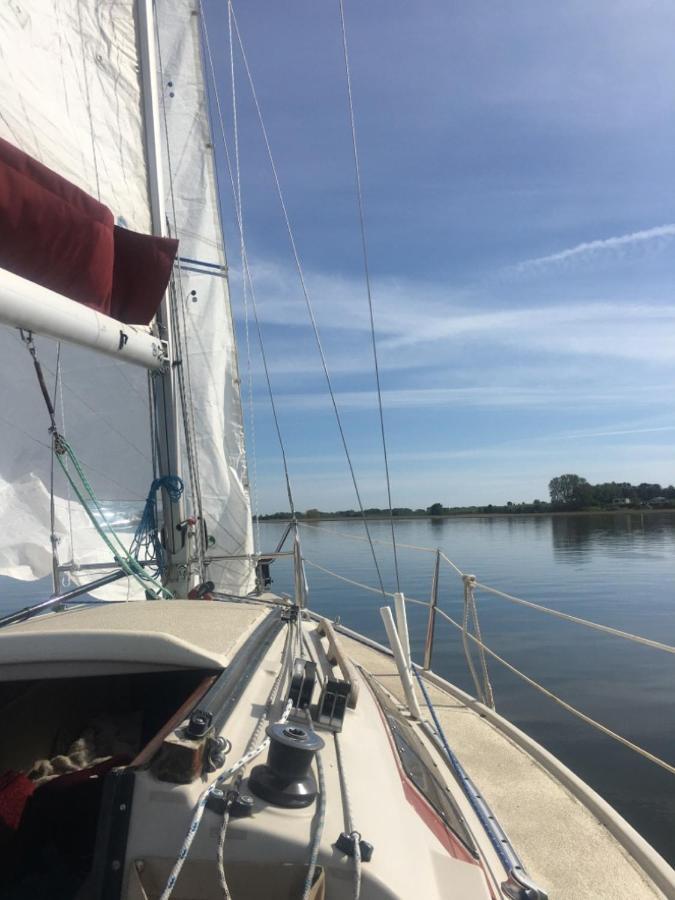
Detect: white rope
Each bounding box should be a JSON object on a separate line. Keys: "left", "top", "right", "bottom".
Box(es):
{"left": 302, "top": 525, "right": 675, "bottom": 654}
{"left": 461, "top": 575, "right": 489, "bottom": 706}
{"left": 302, "top": 559, "right": 429, "bottom": 608}
{"left": 161, "top": 621, "right": 294, "bottom": 900}
{"left": 158, "top": 705, "right": 291, "bottom": 900}
{"left": 162, "top": 706, "right": 293, "bottom": 900}
{"left": 352, "top": 831, "right": 362, "bottom": 900}
{"left": 215, "top": 624, "right": 295, "bottom": 898}
{"left": 473, "top": 580, "right": 675, "bottom": 656}
{"left": 462, "top": 575, "right": 495, "bottom": 709}
{"left": 335, "top": 732, "right": 362, "bottom": 899}
{"left": 302, "top": 711, "right": 326, "bottom": 900}
{"left": 299, "top": 520, "right": 438, "bottom": 554}
{"left": 434, "top": 606, "right": 675, "bottom": 776}
{"left": 438, "top": 550, "right": 464, "bottom": 577}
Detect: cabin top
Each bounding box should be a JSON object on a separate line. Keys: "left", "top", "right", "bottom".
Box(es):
{"left": 0, "top": 599, "right": 270, "bottom": 679}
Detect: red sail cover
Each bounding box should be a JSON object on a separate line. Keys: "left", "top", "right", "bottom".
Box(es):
{"left": 0, "top": 137, "right": 178, "bottom": 325}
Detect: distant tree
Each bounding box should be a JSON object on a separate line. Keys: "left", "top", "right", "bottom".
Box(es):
{"left": 548, "top": 474, "right": 593, "bottom": 509}
{"left": 427, "top": 502, "right": 444, "bottom": 517}
{"left": 305, "top": 508, "right": 321, "bottom": 519}
{"left": 636, "top": 483, "right": 662, "bottom": 502}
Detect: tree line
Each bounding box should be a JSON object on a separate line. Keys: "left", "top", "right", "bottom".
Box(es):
{"left": 547, "top": 474, "right": 675, "bottom": 510}
{"left": 258, "top": 476, "right": 675, "bottom": 521}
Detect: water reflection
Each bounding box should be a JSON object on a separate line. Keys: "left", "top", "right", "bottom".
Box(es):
{"left": 551, "top": 511, "right": 674, "bottom": 562}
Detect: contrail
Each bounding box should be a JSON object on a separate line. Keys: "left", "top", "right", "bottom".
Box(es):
{"left": 508, "top": 223, "right": 675, "bottom": 275}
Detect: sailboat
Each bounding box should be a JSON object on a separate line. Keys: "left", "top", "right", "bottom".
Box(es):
{"left": 0, "top": 2, "right": 673, "bottom": 899}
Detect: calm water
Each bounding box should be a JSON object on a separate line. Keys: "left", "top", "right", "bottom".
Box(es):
{"left": 261, "top": 513, "right": 675, "bottom": 865}
{"left": 2, "top": 512, "right": 674, "bottom": 863}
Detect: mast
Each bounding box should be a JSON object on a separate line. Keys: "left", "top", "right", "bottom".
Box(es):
{"left": 138, "top": 0, "right": 191, "bottom": 596}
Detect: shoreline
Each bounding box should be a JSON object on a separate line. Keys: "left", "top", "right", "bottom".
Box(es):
{"left": 258, "top": 508, "right": 675, "bottom": 524}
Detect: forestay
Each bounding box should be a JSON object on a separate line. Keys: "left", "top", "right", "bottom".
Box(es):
{"left": 0, "top": 0, "right": 254, "bottom": 598}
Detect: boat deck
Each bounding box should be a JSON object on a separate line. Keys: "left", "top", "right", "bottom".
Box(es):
{"left": 339, "top": 628, "right": 671, "bottom": 900}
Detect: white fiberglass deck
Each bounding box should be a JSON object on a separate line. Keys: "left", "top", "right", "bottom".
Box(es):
{"left": 340, "top": 630, "right": 673, "bottom": 900}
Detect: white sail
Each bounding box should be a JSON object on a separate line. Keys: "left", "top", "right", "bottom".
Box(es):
{"left": 0, "top": 1, "right": 151, "bottom": 233}
{"left": 0, "top": 0, "right": 254, "bottom": 598}
{"left": 156, "top": 0, "right": 255, "bottom": 595}
{"left": 0, "top": 1, "right": 155, "bottom": 598}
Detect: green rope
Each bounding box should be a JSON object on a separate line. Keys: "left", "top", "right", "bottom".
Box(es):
{"left": 55, "top": 436, "right": 173, "bottom": 599}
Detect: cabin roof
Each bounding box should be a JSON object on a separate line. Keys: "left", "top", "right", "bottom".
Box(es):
{"left": 0, "top": 599, "right": 270, "bottom": 679}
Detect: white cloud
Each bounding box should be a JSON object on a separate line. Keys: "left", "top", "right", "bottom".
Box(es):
{"left": 269, "top": 381, "right": 668, "bottom": 413}
{"left": 506, "top": 224, "right": 675, "bottom": 277}
{"left": 233, "top": 259, "right": 675, "bottom": 368}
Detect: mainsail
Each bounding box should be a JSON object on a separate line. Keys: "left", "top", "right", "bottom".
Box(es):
{"left": 0, "top": 0, "right": 254, "bottom": 598}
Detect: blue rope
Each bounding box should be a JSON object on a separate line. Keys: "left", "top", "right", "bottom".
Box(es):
{"left": 412, "top": 666, "right": 514, "bottom": 872}
{"left": 131, "top": 476, "right": 184, "bottom": 576}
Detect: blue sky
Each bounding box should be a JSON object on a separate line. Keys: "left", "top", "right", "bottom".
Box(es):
{"left": 205, "top": 0, "right": 675, "bottom": 513}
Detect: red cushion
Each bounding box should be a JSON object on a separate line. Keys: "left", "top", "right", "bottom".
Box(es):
{"left": 0, "top": 771, "right": 35, "bottom": 841}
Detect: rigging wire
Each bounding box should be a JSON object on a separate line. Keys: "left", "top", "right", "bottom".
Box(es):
{"left": 229, "top": 4, "right": 387, "bottom": 596}
{"left": 49, "top": 342, "right": 62, "bottom": 593}
{"left": 20, "top": 331, "right": 172, "bottom": 598}
{"left": 199, "top": 0, "right": 298, "bottom": 521}
{"left": 55, "top": 347, "right": 76, "bottom": 568}
{"left": 227, "top": 0, "right": 260, "bottom": 551}
{"left": 337, "top": 0, "right": 401, "bottom": 594}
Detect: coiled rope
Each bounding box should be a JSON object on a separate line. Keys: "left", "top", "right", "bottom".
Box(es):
{"left": 129, "top": 475, "right": 184, "bottom": 577}
{"left": 54, "top": 436, "right": 173, "bottom": 599}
